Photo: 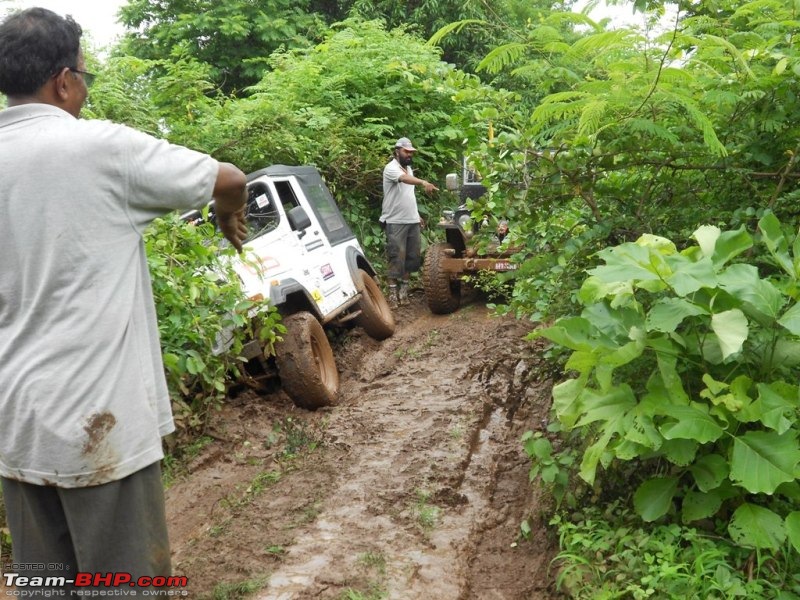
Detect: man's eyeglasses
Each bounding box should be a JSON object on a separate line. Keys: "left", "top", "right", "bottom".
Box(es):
{"left": 53, "top": 66, "right": 96, "bottom": 88}
{"left": 68, "top": 67, "right": 96, "bottom": 88}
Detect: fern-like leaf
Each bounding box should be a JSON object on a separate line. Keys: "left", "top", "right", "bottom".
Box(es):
{"left": 477, "top": 43, "right": 529, "bottom": 74}
{"left": 427, "top": 19, "right": 485, "bottom": 47}
{"left": 659, "top": 90, "right": 728, "bottom": 157}
{"left": 578, "top": 100, "right": 608, "bottom": 137}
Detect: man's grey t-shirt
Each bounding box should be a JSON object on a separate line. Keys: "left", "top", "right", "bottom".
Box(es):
{"left": 0, "top": 104, "right": 219, "bottom": 487}
{"left": 380, "top": 158, "right": 419, "bottom": 224}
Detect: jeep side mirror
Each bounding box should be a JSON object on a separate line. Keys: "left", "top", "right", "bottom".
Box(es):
{"left": 287, "top": 205, "right": 312, "bottom": 235}
{"left": 180, "top": 208, "right": 204, "bottom": 225}
{"left": 445, "top": 173, "right": 459, "bottom": 191}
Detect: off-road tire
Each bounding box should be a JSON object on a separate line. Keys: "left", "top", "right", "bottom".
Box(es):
{"left": 355, "top": 269, "right": 395, "bottom": 340}
{"left": 275, "top": 311, "right": 339, "bottom": 410}
{"left": 423, "top": 242, "right": 461, "bottom": 314}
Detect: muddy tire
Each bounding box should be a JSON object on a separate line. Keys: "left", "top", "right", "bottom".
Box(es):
{"left": 423, "top": 242, "right": 461, "bottom": 314}
{"left": 355, "top": 269, "right": 395, "bottom": 340}
{"left": 275, "top": 311, "right": 339, "bottom": 410}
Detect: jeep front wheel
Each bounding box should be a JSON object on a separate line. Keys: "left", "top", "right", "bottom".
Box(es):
{"left": 275, "top": 311, "right": 339, "bottom": 409}
{"left": 423, "top": 242, "right": 461, "bottom": 314}
{"left": 355, "top": 269, "right": 395, "bottom": 340}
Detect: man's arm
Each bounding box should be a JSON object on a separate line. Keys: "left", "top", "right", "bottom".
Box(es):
{"left": 398, "top": 172, "right": 438, "bottom": 195}
{"left": 213, "top": 162, "right": 248, "bottom": 253}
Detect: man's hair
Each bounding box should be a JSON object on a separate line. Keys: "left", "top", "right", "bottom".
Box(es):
{"left": 0, "top": 7, "right": 83, "bottom": 96}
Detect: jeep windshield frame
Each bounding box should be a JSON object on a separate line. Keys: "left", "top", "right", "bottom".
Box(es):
{"left": 247, "top": 165, "right": 356, "bottom": 246}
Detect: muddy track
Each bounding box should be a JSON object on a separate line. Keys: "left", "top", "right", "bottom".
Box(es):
{"left": 165, "top": 295, "right": 560, "bottom": 599}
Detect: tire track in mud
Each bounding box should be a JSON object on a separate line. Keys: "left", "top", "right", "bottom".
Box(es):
{"left": 254, "top": 302, "right": 555, "bottom": 599}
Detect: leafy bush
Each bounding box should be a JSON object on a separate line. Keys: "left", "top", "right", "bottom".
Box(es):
{"left": 532, "top": 212, "right": 800, "bottom": 552}
{"left": 145, "top": 213, "right": 282, "bottom": 438}
{"left": 552, "top": 503, "right": 800, "bottom": 599}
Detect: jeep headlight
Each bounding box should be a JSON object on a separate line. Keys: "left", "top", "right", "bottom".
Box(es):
{"left": 457, "top": 213, "right": 472, "bottom": 232}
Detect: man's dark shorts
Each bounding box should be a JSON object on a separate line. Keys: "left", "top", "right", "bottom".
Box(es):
{"left": 384, "top": 222, "right": 421, "bottom": 280}
{"left": 1, "top": 461, "right": 171, "bottom": 597}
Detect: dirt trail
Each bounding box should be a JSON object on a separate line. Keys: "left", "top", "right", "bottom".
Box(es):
{"left": 165, "top": 294, "right": 559, "bottom": 599}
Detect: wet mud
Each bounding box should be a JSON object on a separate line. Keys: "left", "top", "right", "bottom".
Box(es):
{"left": 165, "top": 293, "right": 560, "bottom": 599}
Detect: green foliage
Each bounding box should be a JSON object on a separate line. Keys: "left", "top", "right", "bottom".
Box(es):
{"left": 118, "top": 0, "right": 328, "bottom": 94}
{"left": 532, "top": 213, "right": 800, "bottom": 552}
{"left": 203, "top": 19, "right": 500, "bottom": 223}
{"left": 552, "top": 503, "right": 800, "bottom": 599}
{"left": 522, "top": 429, "right": 578, "bottom": 507}
{"left": 144, "top": 213, "right": 282, "bottom": 438}
{"left": 443, "top": 0, "right": 800, "bottom": 331}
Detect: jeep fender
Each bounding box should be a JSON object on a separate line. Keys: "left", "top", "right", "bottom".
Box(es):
{"left": 345, "top": 246, "right": 376, "bottom": 279}
{"left": 269, "top": 279, "right": 323, "bottom": 320}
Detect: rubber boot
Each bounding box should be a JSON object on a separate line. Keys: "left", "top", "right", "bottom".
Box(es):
{"left": 398, "top": 281, "right": 409, "bottom": 306}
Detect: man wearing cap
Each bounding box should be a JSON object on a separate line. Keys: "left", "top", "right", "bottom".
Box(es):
{"left": 380, "top": 137, "right": 439, "bottom": 306}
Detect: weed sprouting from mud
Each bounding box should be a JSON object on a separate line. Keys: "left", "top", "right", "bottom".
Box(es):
{"left": 357, "top": 551, "right": 387, "bottom": 575}
{"left": 339, "top": 587, "right": 387, "bottom": 600}
{"left": 275, "top": 416, "right": 325, "bottom": 458}
{"left": 338, "top": 551, "right": 389, "bottom": 600}
{"left": 162, "top": 435, "right": 214, "bottom": 488}
{"left": 207, "top": 575, "right": 269, "bottom": 599}
{"left": 392, "top": 330, "right": 440, "bottom": 360}
{"left": 413, "top": 489, "right": 442, "bottom": 531}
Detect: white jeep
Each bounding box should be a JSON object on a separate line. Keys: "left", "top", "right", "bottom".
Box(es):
{"left": 184, "top": 165, "right": 395, "bottom": 409}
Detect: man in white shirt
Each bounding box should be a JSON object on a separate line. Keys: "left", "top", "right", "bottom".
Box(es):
{"left": 0, "top": 7, "right": 248, "bottom": 594}
{"left": 380, "top": 137, "right": 439, "bottom": 306}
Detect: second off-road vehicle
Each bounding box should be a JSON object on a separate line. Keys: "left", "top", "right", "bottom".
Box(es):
{"left": 422, "top": 163, "right": 518, "bottom": 314}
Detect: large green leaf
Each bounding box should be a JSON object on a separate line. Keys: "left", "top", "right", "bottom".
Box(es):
{"left": 682, "top": 489, "right": 723, "bottom": 523}
{"left": 693, "top": 225, "right": 720, "bottom": 259}
{"left": 574, "top": 385, "right": 636, "bottom": 428}
{"left": 689, "top": 453, "right": 729, "bottom": 492}
{"left": 786, "top": 511, "right": 800, "bottom": 554}
{"left": 662, "top": 438, "right": 698, "bottom": 466}
{"left": 645, "top": 298, "right": 707, "bottom": 333}
{"left": 565, "top": 350, "right": 598, "bottom": 374}
{"left": 659, "top": 404, "right": 725, "bottom": 443}
{"left": 730, "top": 430, "right": 800, "bottom": 494}
{"left": 728, "top": 503, "right": 786, "bottom": 550}
{"left": 771, "top": 338, "right": 800, "bottom": 368}
{"left": 581, "top": 303, "right": 645, "bottom": 340}
{"left": 590, "top": 243, "right": 665, "bottom": 284}
{"left": 636, "top": 233, "right": 677, "bottom": 254}
{"left": 552, "top": 375, "right": 588, "bottom": 428}
{"left": 737, "top": 382, "right": 797, "bottom": 433}
{"left": 718, "top": 264, "right": 785, "bottom": 320}
{"left": 624, "top": 410, "right": 663, "bottom": 451}
{"left": 711, "top": 227, "right": 753, "bottom": 268}
{"left": 535, "top": 317, "right": 598, "bottom": 351}
{"left": 595, "top": 340, "right": 645, "bottom": 391}
{"left": 711, "top": 309, "right": 748, "bottom": 360}
{"left": 579, "top": 276, "right": 634, "bottom": 306}
{"left": 778, "top": 302, "right": 800, "bottom": 335}
{"left": 634, "top": 476, "right": 678, "bottom": 522}
{"left": 648, "top": 336, "right": 689, "bottom": 403}
{"left": 579, "top": 425, "right": 619, "bottom": 486}
{"left": 664, "top": 255, "right": 716, "bottom": 297}
{"left": 759, "top": 212, "right": 796, "bottom": 278}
